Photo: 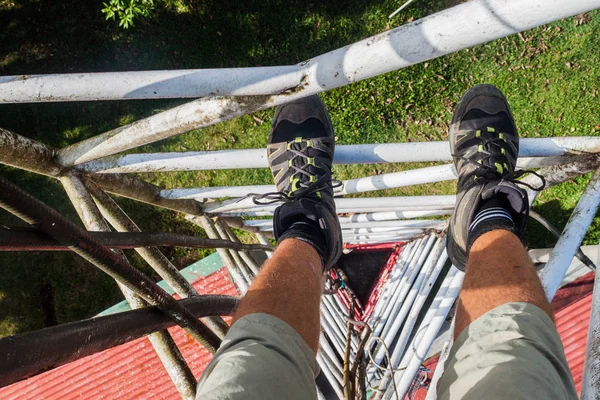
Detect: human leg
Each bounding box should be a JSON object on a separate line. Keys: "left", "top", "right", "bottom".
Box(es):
{"left": 233, "top": 238, "right": 324, "bottom": 351}
{"left": 438, "top": 84, "right": 576, "bottom": 399}
{"left": 455, "top": 229, "right": 552, "bottom": 337}
{"left": 197, "top": 96, "right": 342, "bottom": 399}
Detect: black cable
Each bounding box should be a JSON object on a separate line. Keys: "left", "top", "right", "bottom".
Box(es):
{"left": 0, "top": 227, "right": 273, "bottom": 252}
{"left": 529, "top": 210, "right": 596, "bottom": 271}
{"left": 0, "top": 176, "right": 221, "bottom": 352}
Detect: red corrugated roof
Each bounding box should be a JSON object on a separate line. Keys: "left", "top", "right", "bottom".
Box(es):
{"left": 2, "top": 261, "right": 594, "bottom": 399}
{"left": 0, "top": 267, "right": 237, "bottom": 400}
{"left": 556, "top": 293, "right": 591, "bottom": 394}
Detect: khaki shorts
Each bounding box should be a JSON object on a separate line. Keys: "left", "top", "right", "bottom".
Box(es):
{"left": 437, "top": 302, "right": 577, "bottom": 400}
{"left": 197, "top": 303, "right": 577, "bottom": 399}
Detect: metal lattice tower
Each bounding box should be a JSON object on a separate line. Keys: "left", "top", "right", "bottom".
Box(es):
{"left": 1, "top": 0, "right": 600, "bottom": 399}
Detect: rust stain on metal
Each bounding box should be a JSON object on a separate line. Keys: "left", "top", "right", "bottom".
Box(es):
{"left": 538, "top": 154, "right": 600, "bottom": 188}
{"left": 278, "top": 74, "right": 309, "bottom": 95}
{"left": 88, "top": 173, "right": 205, "bottom": 216}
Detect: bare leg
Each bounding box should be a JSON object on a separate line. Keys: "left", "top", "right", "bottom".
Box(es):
{"left": 454, "top": 229, "right": 553, "bottom": 337}
{"left": 233, "top": 238, "right": 323, "bottom": 352}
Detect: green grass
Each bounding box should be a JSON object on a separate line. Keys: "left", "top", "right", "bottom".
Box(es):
{"left": 0, "top": 0, "right": 599, "bottom": 336}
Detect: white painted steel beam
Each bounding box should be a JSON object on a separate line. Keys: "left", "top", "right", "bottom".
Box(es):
{"left": 343, "top": 230, "right": 429, "bottom": 241}
{"left": 161, "top": 156, "right": 576, "bottom": 201}
{"left": 0, "top": 67, "right": 305, "bottom": 103}
{"left": 382, "top": 269, "right": 465, "bottom": 400}
{"left": 5, "top": 0, "right": 599, "bottom": 105}
{"left": 162, "top": 164, "right": 457, "bottom": 200}
{"left": 339, "top": 210, "right": 451, "bottom": 222}
{"left": 202, "top": 195, "right": 456, "bottom": 214}
{"left": 243, "top": 216, "right": 447, "bottom": 230}
{"left": 80, "top": 138, "right": 600, "bottom": 173}
{"left": 540, "top": 166, "right": 600, "bottom": 300}
{"left": 345, "top": 236, "right": 417, "bottom": 245}
{"left": 341, "top": 219, "right": 446, "bottom": 230}
{"left": 55, "top": 0, "right": 600, "bottom": 166}
{"left": 372, "top": 237, "right": 443, "bottom": 369}
{"left": 345, "top": 226, "right": 436, "bottom": 234}
{"left": 226, "top": 209, "right": 452, "bottom": 218}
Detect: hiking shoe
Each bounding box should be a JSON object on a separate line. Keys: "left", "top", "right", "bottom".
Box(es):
{"left": 447, "top": 84, "right": 531, "bottom": 271}
{"left": 260, "top": 95, "right": 342, "bottom": 270}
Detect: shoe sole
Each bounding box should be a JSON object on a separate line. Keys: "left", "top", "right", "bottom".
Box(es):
{"left": 268, "top": 95, "right": 335, "bottom": 145}
{"left": 449, "top": 84, "right": 515, "bottom": 157}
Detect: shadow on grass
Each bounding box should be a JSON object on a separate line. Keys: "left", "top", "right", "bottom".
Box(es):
{"left": 0, "top": 0, "right": 454, "bottom": 144}
{"left": 527, "top": 199, "right": 572, "bottom": 249}
{"left": 0, "top": 0, "right": 453, "bottom": 332}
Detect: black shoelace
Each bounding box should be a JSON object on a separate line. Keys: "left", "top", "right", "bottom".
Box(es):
{"left": 456, "top": 155, "right": 547, "bottom": 191}
{"left": 454, "top": 130, "right": 547, "bottom": 191}
{"left": 249, "top": 174, "right": 343, "bottom": 205}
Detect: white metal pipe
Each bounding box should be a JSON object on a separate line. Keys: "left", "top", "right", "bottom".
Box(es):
{"left": 7, "top": 0, "right": 598, "bottom": 105}
{"left": 255, "top": 232, "right": 274, "bottom": 258}
{"left": 316, "top": 353, "right": 344, "bottom": 399}
{"left": 365, "top": 243, "right": 427, "bottom": 379}
{"left": 579, "top": 241, "right": 600, "bottom": 400}
{"left": 243, "top": 219, "right": 274, "bottom": 228}
{"left": 344, "top": 231, "right": 428, "bottom": 241}
{"left": 203, "top": 195, "right": 456, "bottom": 214}
{"left": 219, "top": 211, "right": 276, "bottom": 217}
{"left": 82, "top": 137, "right": 600, "bottom": 174}
{"left": 321, "top": 297, "right": 355, "bottom": 354}
{"left": 0, "top": 66, "right": 305, "bottom": 103}
{"left": 540, "top": 166, "right": 600, "bottom": 300}
{"left": 192, "top": 215, "right": 248, "bottom": 293}
{"left": 367, "top": 240, "right": 418, "bottom": 327}
{"left": 323, "top": 297, "right": 348, "bottom": 336}
{"left": 339, "top": 210, "right": 450, "bottom": 223}
{"left": 218, "top": 206, "right": 455, "bottom": 217}
{"left": 372, "top": 236, "right": 438, "bottom": 365}
{"left": 219, "top": 221, "right": 262, "bottom": 276}
{"left": 54, "top": 0, "right": 600, "bottom": 167}
{"left": 162, "top": 164, "right": 457, "bottom": 199}
{"left": 322, "top": 297, "right": 350, "bottom": 345}
{"left": 345, "top": 229, "right": 428, "bottom": 242}
{"left": 319, "top": 333, "right": 344, "bottom": 375}
{"left": 374, "top": 249, "right": 450, "bottom": 391}
{"left": 247, "top": 219, "right": 444, "bottom": 231}
{"left": 367, "top": 238, "right": 431, "bottom": 380}
{"left": 330, "top": 296, "right": 361, "bottom": 351}
{"left": 324, "top": 296, "right": 360, "bottom": 352}
{"left": 320, "top": 351, "right": 343, "bottom": 386}
{"left": 211, "top": 219, "right": 256, "bottom": 283}
{"left": 160, "top": 156, "right": 573, "bottom": 201}
{"left": 382, "top": 269, "right": 465, "bottom": 400}
{"left": 321, "top": 310, "right": 348, "bottom": 353}
{"left": 341, "top": 219, "right": 447, "bottom": 230}
{"left": 343, "top": 226, "right": 441, "bottom": 235}
{"left": 321, "top": 312, "right": 349, "bottom": 360}
{"left": 371, "top": 266, "right": 457, "bottom": 389}
{"left": 369, "top": 240, "right": 422, "bottom": 331}
{"left": 424, "top": 340, "right": 451, "bottom": 400}
{"left": 163, "top": 185, "right": 275, "bottom": 200}
{"left": 392, "top": 249, "right": 449, "bottom": 364}
{"left": 345, "top": 237, "right": 417, "bottom": 245}
{"left": 376, "top": 237, "right": 446, "bottom": 363}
